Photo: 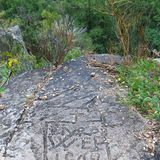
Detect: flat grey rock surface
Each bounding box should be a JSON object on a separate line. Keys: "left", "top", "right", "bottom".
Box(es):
{"left": 0, "top": 56, "right": 156, "bottom": 160}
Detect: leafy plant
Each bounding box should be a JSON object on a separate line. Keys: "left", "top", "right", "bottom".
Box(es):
{"left": 117, "top": 59, "right": 160, "bottom": 120}
{"left": 64, "top": 47, "right": 82, "bottom": 62}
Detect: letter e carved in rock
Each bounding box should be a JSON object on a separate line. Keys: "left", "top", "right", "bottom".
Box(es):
{"left": 65, "top": 152, "right": 74, "bottom": 160}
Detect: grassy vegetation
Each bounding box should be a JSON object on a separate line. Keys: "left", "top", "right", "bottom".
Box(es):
{"left": 64, "top": 48, "right": 82, "bottom": 62}
{"left": 117, "top": 59, "right": 160, "bottom": 121}
{"left": 0, "top": 51, "right": 48, "bottom": 94}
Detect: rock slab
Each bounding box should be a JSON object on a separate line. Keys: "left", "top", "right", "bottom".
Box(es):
{"left": 0, "top": 56, "right": 156, "bottom": 160}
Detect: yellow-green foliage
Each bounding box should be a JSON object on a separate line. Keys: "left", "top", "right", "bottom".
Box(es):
{"left": 0, "top": 52, "right": 19, "bottom": 73}
{"left": 0, "top": 51, "right": 48, "bottom": 93}
{"left": 40, "top": 10, "right": 59, "bottom": 30}
{"left": 0, "top": 52, "right": 18, "bottom": 93}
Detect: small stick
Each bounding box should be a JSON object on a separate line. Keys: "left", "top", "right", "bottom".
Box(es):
{"left": 0, "top": 70, "right": 12, "bottom": 88}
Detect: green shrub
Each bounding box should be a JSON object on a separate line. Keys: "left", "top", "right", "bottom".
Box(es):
{"left": 39, "top": 15, "right": 87, "bottom": 65}
{"left": 13, "top": 52, "right": 48, "bottom": 72}
{"left": 77, "top": 33, "right": 94, "bottom": 52}
{"left": 144, "top": 1, "right": 160, "bottom": 51}
{"left": 145, "top": 27, "right": 160, "bottom": 50}
{"left": 0, "top": 51, "right": 48, "bottom": 93}
{"left": 64, "top": 47, "right": 82, "bottom": 62}
{"left": 117, "top": 59, "right": 160, "bottom": 120}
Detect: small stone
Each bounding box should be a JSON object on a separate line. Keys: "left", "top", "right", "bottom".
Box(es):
{"left": 38, "top": 95, "right": 48, "bottom": 100}
{"left": 63, "top": 66, "right": 69, "bottom": 72}
{"left": 98, "top": 86, "right": 103, "bottom": 91}
{"left": 143, "top": 146, "right": 147, "bottom": 151}
{"left": 52, "top": 65, "right": 56, "bottom": 69}
{"left": 69, "top": 85, "right": 75, "bottom": 90}
{"left": 49, "top": 77, "right": 53, "bottom": 80}
{"left": 90, "top": 72, "right": 96, "bottom": 77}
{"left": 26, "top": 94, "right": 33, "bottom": 98}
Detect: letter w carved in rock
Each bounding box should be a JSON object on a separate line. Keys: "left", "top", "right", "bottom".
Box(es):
{"left": 48, "top": 127, "right": 82, "bottom": 149}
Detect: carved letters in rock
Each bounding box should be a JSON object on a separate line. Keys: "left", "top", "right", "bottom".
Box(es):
{"left": 43, "top": 121, "right": 108, "bottom": 160}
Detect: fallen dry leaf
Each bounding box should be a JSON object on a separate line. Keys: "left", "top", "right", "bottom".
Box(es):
{"left": 0, "top": 104, "right": 6, "bottom": 110}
